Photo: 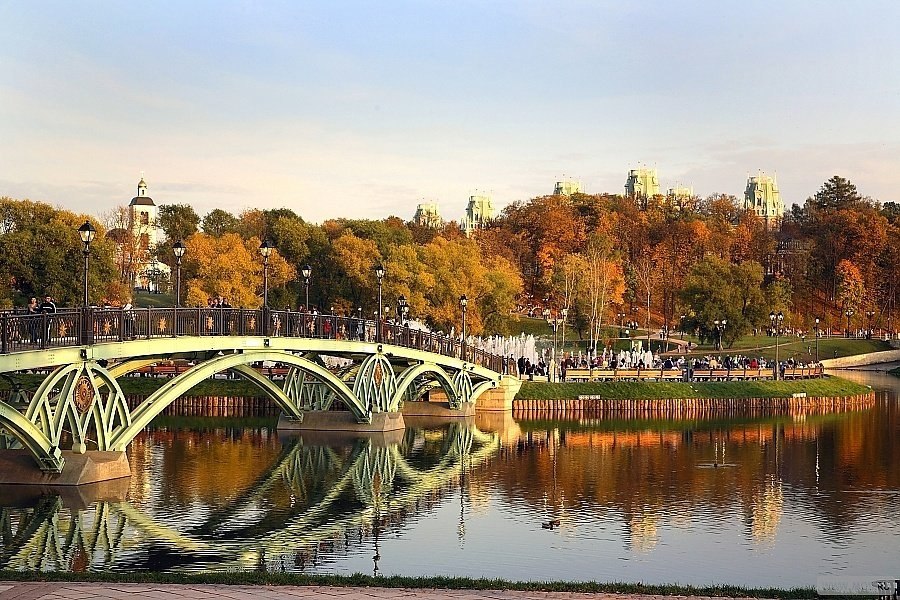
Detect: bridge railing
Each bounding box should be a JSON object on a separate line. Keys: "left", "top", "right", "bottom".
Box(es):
{"left": 1, "top": 307, "right": 514, "bottom": 375}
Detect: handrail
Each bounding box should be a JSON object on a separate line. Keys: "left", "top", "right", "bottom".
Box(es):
{"left": 0, "top": 307, "right": 515, "bottom": 375}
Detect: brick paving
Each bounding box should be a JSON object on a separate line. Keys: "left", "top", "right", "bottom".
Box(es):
{"left": 0, "top": 583, "right": 760, "bottom": 600}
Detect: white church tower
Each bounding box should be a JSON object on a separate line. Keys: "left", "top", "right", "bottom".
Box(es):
{"left": 128, "top": 176, "right": 168, "bottom": 291}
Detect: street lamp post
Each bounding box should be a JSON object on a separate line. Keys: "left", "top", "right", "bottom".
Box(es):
{"left": 814, "top": 317, "right": 820, "bottom": 362}
{"left": 713, "top": 319, "right": 727, "bottom": 351}
{"left": 866, "top": 310, "right": 875, "bottom": 339}
{"left": 78, "top": 221, "right": 96, "bottom": 308}
{"left": 680, "top": 314, "right": 686, "bottom": 340}
{"left": 459, "top": 295, "right": 468, "bottom": 361}
{"left": 713, "top": 320, "right": 720, "bottom": 351}
{"left": 561, "top": 307, "right": 568, "bottom": 362}
{"left": 547, "top": 313, "right": 561, "bottom": 382}
{"left": 770, "top": 311, "right": 784, "bottom": 379}
{"left": 301, "top": 264, "right": 312, "bottom": 311}
{"left": 258, "top": 239, "right": 274, "bottom": 308}
{"left": 617, "top": 312, "right": 625, "bottom": 337}
{"left": 172, "top": 240, "right": 186, "bottom": 337}
{"left": 78, "top": 221, "right": 96, "bottom": 345}
{"left": 397, "top": 295, "right": 408, "bottom": 325}
{"left": 173, "top": 241, "right": 186, "bottom": 307}
{"left": 374, "top": 264, "right": 385, "bottom": 343}
{"left": 845, "top": 309, "right": 854, "bottom": 338}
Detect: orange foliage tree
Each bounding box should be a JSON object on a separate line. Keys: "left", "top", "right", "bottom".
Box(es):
{"left": 183, "top": 233, "right": 295, "bottom": 308}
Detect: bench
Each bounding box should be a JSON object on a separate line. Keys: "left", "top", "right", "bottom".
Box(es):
{"left": 782, "top": 367, "right": 823, "bottom": 380}
{"left": 136, "top": 364, "right": 191, "bottom": 377}
{"left": 564, "top": 368, "right": 685, "bottom": 382}
{"left": 692, "top": 368, "right": 770, "bottom": 381}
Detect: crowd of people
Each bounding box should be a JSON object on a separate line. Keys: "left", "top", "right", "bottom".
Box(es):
{"left": 513, "top": 341, "right": 823, "bottom": 381}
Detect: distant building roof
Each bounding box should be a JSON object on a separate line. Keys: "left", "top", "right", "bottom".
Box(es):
{"left": 130, "top": 196, "right": 155, "bottom": 206}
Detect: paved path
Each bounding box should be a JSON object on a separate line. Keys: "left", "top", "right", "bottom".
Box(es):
{"left": 0, "top": 583, "right": 757, "bottom": 600}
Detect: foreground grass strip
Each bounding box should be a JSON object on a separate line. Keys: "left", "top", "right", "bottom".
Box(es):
{"left": 516, "top": 376, "right": 870, "bottom": 400}
{"left": 0, "top": 570, "right": 817, "bottom": 598}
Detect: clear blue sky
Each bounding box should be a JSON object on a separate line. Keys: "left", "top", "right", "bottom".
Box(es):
{"left": 2, "top": 1, "right": 898, "bottom": 223}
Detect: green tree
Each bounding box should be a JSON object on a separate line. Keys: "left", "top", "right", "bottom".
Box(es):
{"left": 202, "top": 209, "right": 239, "bottom": 237}
{"left": 680, "top": 257, "right": 767, "bottom": 346}
{"left": 157, "top": 204, "right": 200, "bottom": 242}
{"left": 812, "top": 175, "right": 863, "bottom": 211}
{"left": 0, "top": 197, "right": 118, "bottom": 307}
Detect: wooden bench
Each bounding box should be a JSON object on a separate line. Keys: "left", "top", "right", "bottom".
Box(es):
{"left": 692, "top": 368, "right": 771, "bottom": 381}
{"left": 564, "top": 368, "right": 686, "bottom": 382}
{"left": 564, "top": 368, "right": 593, "bottom": 382}
{"left": 136, "top": 364, "right": 191, "bottom": 377}
{"left": 782, "top": 367, "right": 823, "bottom": 379}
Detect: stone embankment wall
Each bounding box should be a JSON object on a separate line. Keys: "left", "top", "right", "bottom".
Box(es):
{"left": 512, "top": 393, "right": 875, "bottom": 420}
{"left": 125, "top": 395, "right": 281, "bottom": 417}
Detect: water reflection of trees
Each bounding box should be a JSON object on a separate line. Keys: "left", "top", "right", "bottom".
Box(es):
{"left": 487, "top": 404, "right": 900, "bottom": 543}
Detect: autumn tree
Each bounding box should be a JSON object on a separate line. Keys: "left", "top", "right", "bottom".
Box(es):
{"left": 835, "top": 259, "right": 865, "bottom": 316}
{"left": 330, "top": 231, "right": 382, "bottom": 310}
{"left": 580, "top": 233, "right": 625, "bottom": 353}
{"left": 183, "top": 233, "right": 295, "bottom": 308}
{"left": 101, "top": 205, "right": 150, "bottom": 288}
{"left": 418, "top": 237, "right": 522, "bottom": 335}
{"left": 502, "top": 196, "right": 586, "bottom": 296}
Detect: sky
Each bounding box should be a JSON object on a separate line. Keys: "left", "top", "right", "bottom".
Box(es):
{"left": 2, "top": 1, "right": 899, "bottom": 224}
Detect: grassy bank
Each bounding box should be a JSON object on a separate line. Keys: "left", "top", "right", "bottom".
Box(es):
{"left": 516, "top": 376, "right": 870, "bottom": 400}
{"left": 679, "top": 335, "right": 890, "bottom": 360}
{"left": 0, "top": 570, "right": 816, "bottom": 599}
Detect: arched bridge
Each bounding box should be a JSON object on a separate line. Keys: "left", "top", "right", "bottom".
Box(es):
{"left": 0, "top": 307, "right": 516, "bottom": 474}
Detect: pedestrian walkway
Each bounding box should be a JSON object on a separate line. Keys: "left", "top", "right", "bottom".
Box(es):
{"left": 0, "top": 582, "right": 760, "bottom": 600}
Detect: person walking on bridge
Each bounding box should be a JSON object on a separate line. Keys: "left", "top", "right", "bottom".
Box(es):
{"left": 39, "top": 295, "right": 56, "bottom": 345}
{"left": 26, "top": 297, "right": 38, "bottom": 343}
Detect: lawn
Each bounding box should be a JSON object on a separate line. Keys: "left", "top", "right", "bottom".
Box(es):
{"left": 516, "top": 376, "right": 870, "bottom": 400}
{"left": 133, "top": 290, "right": 175, "bottom": 308}
{"left": 671, "top": 335, "right": 890, "bottom": 361}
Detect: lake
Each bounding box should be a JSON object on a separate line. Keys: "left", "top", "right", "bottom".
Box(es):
{"left": 1, "top": 370, "right": 897, "bottom": 587}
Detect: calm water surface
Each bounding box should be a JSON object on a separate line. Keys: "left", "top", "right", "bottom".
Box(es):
{"left": 1, "top": 371, "right": 898, "bottom": 587}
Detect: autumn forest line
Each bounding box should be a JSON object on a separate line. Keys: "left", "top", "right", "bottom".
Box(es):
{"left": 1, "top": 175, "right": 897, "bottom": 347}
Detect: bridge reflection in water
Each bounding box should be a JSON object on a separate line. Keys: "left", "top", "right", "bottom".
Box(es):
{"left": 0, "top": 422, "right": 498, "bottom": 573}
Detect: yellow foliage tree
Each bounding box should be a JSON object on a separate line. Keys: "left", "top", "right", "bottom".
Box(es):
{"left": 183, "top": 233, "right": 295, "bottom": 308}
{"left": 420, "top": 237, "right": 522, "bottom": 335}
{"left": 383, "top": 243, "right": 434, "bottom": 319}
{"left": 331, "top": 231, "right": 382, "bottom": 309}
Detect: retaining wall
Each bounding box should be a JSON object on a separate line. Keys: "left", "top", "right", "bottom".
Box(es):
{"left": 512, "top": 393, "right": 875, "bottom": 420}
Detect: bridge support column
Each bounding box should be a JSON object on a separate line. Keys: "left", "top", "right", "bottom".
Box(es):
{"left": 277, "top": 411, "right": 405, "bottom": 433}
{"left": 473, "top": 375, "right": 521, "bottom": 412}
{"left": 0, "top": 450, "right": 130, "bottom": 485}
